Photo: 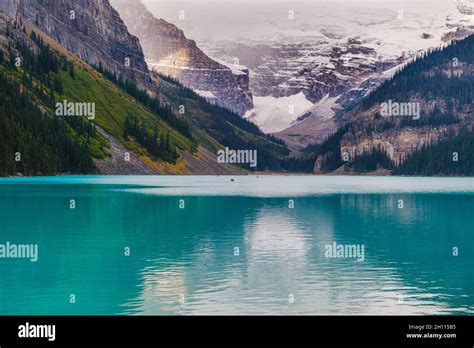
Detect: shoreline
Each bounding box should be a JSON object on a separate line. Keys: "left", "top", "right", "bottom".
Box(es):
{"left": 3, "top": 173, "right": 474, "bottom": 179}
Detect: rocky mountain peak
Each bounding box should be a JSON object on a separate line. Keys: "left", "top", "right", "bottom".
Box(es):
{"left": 0, "top": 0, "right": 152, "bottom": 90}
{"left": 110, "top": 0, "right": 253, "bottom": 116}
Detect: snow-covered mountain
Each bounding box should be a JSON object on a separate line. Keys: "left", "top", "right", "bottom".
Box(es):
{"left": 143, "top": 0, "right": 473, "bottom": 147}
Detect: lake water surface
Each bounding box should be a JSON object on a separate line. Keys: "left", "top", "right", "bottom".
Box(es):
{"left": 0, "top": 176, "right": 472, "bottom": 315}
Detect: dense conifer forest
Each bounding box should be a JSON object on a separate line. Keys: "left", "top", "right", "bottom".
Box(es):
{"left": 0, "top": 31, "right": 97, "bottom": 175}
{"left": 395, "top": 128, "right": 474, "bottom": 176}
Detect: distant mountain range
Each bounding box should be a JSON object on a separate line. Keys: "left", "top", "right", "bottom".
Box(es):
{"left": 144, "top": 0, "right": 473, "bottom": 147}
{"left": 0, "top": 0, "right": 472, "bottom": 176}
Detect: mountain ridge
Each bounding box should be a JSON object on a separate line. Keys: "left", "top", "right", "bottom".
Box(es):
{"left": 110, "top": 0, "right": 254, "bottom": 116}
{"left": 1, "top": 0, "right": 154, "bottom": 91}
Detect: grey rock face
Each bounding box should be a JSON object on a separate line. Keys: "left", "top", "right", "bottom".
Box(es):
{"left": 110, "top": 0, "right": 253, "bottom": 116}
{"left": 0, "top": 0, "right": 152, "bottom": 89}
{"left": 0, "top": 0, "right": 19, "bottom": 18}
{"left": 93, "top": 126, "right": 157, "bottom": 175}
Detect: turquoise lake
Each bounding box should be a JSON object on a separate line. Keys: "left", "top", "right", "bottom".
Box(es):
{"left": 0, "top": 175, "right": 472, "bottom": 315}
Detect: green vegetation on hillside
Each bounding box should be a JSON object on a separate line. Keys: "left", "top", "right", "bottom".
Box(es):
{"left": 123, "top": 115, "right": 178, "bottom": 163}
{"left": 305, "top": 35, "right": 474, "bottom": 175}
{"left": 155, "top": 74, "right": 293, "bottom": 171}
{"left": 0, "top": 67, "right": 96, "bottom": 175}
{"left": 303, "top": 124, "right": 350, "bottom": 173}
{"left": 95, "top": 63, "right": 193, "bottom": 141}
{"left": 362, "top": 35, "right": 473, "bottom": 112}
{"left": 0, "top": 30, "right": 100, "bottom": 175}
{"left": 0, "top": 27, "right": 199, "bottom": 175}
{"left": 349, "top": 146, "right": 394, "bottom": 173}
{"left": 395, "top": 128, "right": 474, "bottom": 176}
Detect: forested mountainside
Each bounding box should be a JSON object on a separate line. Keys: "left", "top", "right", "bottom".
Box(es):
{"left": 306, "top": 34, "right": 473, "bottom": 176}
{"left": 0, "top": 14, "right": 192, "bottom": 175}
{"left": 0, "top": 7, "right": 289, "bottom": 176}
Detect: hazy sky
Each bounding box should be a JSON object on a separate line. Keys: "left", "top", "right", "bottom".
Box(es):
{"left": 141, "top": 0, "right": 464, "bottom": 46}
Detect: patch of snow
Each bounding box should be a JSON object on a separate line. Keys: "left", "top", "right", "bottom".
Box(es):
{"left": 195, "top": 89, "right": 217, "bottom": 99}
{"left": 148, "top": 61, "right": 231, "bottom": 73}
{"left": 213, "top": 58, "right": 248, "bottom": 76}
{"left": 244, "top": 92, "right": 314, "bottom": 133}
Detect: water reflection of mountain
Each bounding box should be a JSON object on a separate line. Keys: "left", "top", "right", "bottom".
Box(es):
{"left": 133, "top": 194, "right": 473, "bottom": 315}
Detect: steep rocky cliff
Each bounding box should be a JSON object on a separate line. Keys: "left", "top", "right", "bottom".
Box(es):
{"left": 110, "top": 0, "right": 253, "bottom": 116}
{"left": 0, "top": 0, "right": 152, "bottom": 89}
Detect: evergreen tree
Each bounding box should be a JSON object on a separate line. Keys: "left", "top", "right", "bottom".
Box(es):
{"left": 69, "top": 63, "right": 75, "bottom": 79}
{"left": 53, "top": 75, "right": 63, "bottom": 94}
{"left": 165, "top": 132, "right": 170, "bottom": 151}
